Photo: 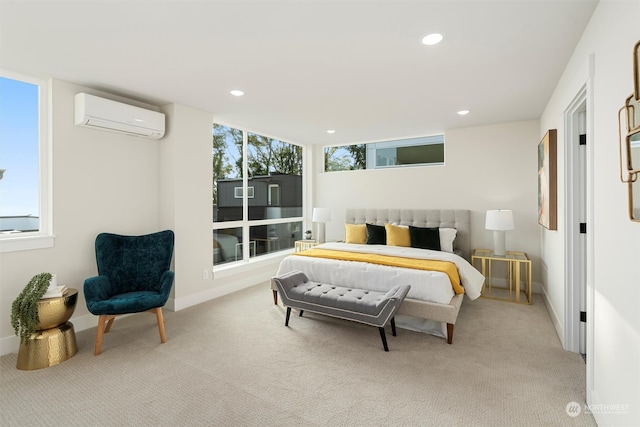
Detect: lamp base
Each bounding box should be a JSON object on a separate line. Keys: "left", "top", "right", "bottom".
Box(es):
{"left": 316, "top": 223, "right": 326, "bottom": 244}
{"left": 493, "top": 230, "right": 506, "bottom": 256}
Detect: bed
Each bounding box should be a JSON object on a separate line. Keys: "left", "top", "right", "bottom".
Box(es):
{"left": 272, "top": 208, "right": 485, "bottom": 344}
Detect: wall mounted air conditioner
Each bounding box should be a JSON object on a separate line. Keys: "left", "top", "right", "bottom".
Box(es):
{"left": 74, "top": 93, "right": 165, "bottom": 139}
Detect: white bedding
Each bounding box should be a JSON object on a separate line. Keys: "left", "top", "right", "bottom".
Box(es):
{"left": 276, "top": 242, "right": 484, "bottom": 305}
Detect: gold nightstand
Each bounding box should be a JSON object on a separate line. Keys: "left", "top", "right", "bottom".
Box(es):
{"left": 471, "top": 249, "right": 532, "bottom": 304}
{"left": 294, "top": 239, "right": 317, "bottom": 252}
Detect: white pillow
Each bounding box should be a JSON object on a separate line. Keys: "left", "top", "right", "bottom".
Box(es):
{"left": 439, "top": 228, "right": 457, "bottom": 253}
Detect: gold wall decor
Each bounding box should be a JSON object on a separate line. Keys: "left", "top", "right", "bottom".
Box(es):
{"left": 538, "top": 129, "right": 557, "bottom": 230}
{"left": 618, "top": 40, "right": 640, "bottom": 222}
{"left": 634, "top": 40, "right": 639, "bottom": 101}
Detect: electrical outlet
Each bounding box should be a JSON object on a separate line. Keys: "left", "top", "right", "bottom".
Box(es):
{"left": 202, "top": 270, "right": 208, "bottom": 280}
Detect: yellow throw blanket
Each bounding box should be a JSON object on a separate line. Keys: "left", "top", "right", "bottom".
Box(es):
{"left": 293, "top": 248, "right": 464, "bottom": 295}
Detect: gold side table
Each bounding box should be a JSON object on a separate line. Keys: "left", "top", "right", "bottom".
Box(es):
{"left": 471, "top": 249, "right": 532, "bottom": 304}
{"left": 294, "top": 239, "right": 317, "bottom": 252}
{"left": 16, "top": 288, "right": 78, "bottom": 370}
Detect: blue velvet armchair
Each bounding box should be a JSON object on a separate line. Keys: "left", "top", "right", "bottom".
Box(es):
{"left": 84, "top": 230, "right": 175, "bottom": 355}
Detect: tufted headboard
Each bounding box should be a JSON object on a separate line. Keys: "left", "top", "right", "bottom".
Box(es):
{"left": 344, "top": 208, "right": 471, "bottom": 261}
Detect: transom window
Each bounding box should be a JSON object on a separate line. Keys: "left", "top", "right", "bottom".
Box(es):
{"left": 324, "top": 134, "right": 445, "bottom": 172}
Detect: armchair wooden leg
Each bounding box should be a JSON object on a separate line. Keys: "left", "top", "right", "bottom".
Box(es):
{"left": 95, "top": 315, "right": 106, "bottom": 356}
{"left": 104, "top": 316, "right": 115, "bottom": 333}
{"left": 95, "top": 314, "right": 116, "bottom": 356}
{"left": 154, "top": 307, "right": 167, "bottom": 343}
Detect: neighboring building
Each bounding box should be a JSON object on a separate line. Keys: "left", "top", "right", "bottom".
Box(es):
{"left": 215, "top": 174, "right": 302, "bottom": 223}
{"left": 214, "top": 174, "right": 303, "bottom": 259}
{"left": 0, "top": 215, "right": 39, "bottom": 233}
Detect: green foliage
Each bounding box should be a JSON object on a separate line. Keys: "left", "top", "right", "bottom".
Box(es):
{"left": 324, "top": 144, "right": 367, "bottom": 171}
{"left": 346, "top": 144, "right": 367, "bottom": 169}
{"left": 11, "top": 272, "right": 52, "bottom": 343}
{"left": 212, "top": 123, "right": 303, "bottom": 205}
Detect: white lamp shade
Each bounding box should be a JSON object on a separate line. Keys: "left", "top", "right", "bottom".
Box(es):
{"left": 485, "top": 210, "right": 515, "bottom": 231}
{"left": 312, "top": 207, "right": 332, "bottom": 223}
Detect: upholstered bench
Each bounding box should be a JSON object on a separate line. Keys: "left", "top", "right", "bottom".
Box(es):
{"left": 271, "top": 270, "right": 410, "bottom": 351}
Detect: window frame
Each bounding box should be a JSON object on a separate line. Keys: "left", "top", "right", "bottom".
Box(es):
{"left": 0, "top": 71, "right": 53, "bottom": 253}
{"left": 212, "top": 122, "right": 304, "bottom": 268}
{"left": 324, "top": 134, "right": 445, "bottom": 172}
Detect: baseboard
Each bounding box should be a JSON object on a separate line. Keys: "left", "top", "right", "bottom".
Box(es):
{"left": 540, "top": 285, "right": 564, "bottom": 347}
{"left": 170, "top": 274, "right": 270, "bottom": 311}
{"left": 0, "top": 313, "right": 99, "bottom": 357}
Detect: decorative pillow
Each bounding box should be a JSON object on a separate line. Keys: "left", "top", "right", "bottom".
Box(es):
{"left": 439, "top": 228, "right": 457, "bottom": 253}
{"left": 365, "top": 223, "right": 386, "bottom": 245}
{"left": 384, "top": 223, "right": 411, "bottom": 247}
{"left": 409, "top": 226, "right": 441, "bottom": 251}
{"left": 345, "top": 223, "right": 366, "bottom": 244}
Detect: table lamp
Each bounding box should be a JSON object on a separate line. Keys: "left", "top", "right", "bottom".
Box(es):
{"left": 485, "top": 209, "right": 514, "bottom": 256}
{"left": 312, "top": 207, "right": 332, "bottom": 243}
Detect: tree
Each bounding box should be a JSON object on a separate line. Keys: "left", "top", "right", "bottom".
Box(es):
{"left": 324, "top": 144, "right": 367, "bottom": 171}
{"left": 212, "top": 124, "right": 238, "bottom": 205}
{"left": 246, "top": 133, "right": 302, "bottom": 176}
{"left": 346, "top": 144, "right": 366, "bottom": 170}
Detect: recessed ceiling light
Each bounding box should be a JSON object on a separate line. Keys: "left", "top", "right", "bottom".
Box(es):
{"left": 457, "top": 110, "right": 470, "bottom": 116}
{"left": 230, "top": 90, "right": 244, "bottom": 97}
{"left": 326, "top": 129, "right": 336, "bottom": 134}
{"left": 421, "top": 33, "right": 443, "bottom": 46}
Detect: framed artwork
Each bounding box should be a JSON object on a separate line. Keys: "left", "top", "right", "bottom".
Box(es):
{"left": 538, "top": 129, "right": 557, "bottom": 230}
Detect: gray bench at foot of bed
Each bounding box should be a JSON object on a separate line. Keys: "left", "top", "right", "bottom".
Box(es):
{"left": 271, "top": 270, "right": 410, "bottom": 351}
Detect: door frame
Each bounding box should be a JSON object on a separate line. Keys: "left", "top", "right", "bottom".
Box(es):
{"left": 563, "top": 54, "right": 595, "bottom": 403}
{"left": 563, "top": 86, "right": 586, "bottom": 354}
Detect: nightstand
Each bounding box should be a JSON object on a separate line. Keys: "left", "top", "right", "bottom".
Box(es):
{"left": 294, "top": 239, "right": 317, "bottom": 252}
{"left": 471, "top": 249, "right": 532, "bottom": 304}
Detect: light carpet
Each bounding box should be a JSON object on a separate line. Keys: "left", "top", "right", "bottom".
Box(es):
{"left": 0, "top": 282, "right": 596, "bottom": 426}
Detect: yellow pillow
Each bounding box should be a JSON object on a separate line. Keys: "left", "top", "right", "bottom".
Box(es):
{"left": 345, "top": 223, "right": 367, "bottom": 244}
{"left": 385, "top": 223, "right": 411, "bottom": 247}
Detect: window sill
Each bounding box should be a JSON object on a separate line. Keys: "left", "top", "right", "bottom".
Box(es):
{"left": 0, "top": 234, "right": 55, "bottom": 253}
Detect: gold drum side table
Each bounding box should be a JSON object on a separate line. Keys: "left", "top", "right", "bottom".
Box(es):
{"left": 16, "top": 288, "right": 79, "bottom": 370}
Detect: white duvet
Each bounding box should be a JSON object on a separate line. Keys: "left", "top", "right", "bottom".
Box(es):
{"left": 276, "top": 242, "right": 485, "bottom": 305}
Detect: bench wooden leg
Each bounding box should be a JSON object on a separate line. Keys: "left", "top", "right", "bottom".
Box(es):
{"left": 447, "top": 323, "right": 454, "bottom": 344}
{"left": 299, "top": 310, "right": 304, "bottom": 317}
{"left": 272, "top": 290, "right": 278, "bottom": 305}
{"left": 390, "top": 317, "right": 397, "bottom": 336}
{"left": 285, "top": 307, "right": 291, "bottom": 326}
{"left": 378, "top": 327, "right": 389, "bottom": 351}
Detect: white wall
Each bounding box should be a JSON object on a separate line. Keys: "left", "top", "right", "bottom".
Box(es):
{"left": 314, "top": 120, "right": 542, "bottom": 282}
{"left": 540, "top": 1, "right": 640, "bottom": 425}
{"left": 158, "top": 103, "right": 213, "bottom": 305}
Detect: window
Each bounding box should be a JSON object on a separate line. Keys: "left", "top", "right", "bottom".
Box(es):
{"left": 0, "top": 72, "right": 52, "bottom": 252}
{"left": 268, "top": 184, "right": 280, "bottom": 206}
{"left": 324, "top": 135, "right": 445, "bottom": 172}
{"left": 212, "top": 123, "right": 303, "bottom": 266}
{"left": 234, "top": 186, "right": 254, "bottom": 199}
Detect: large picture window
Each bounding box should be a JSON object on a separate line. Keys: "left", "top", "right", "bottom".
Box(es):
{"left": 0, "top": 72, "right": 51, "bottom": 252}
{"left": 324, "top": 134, "right": 445, "bottom": 172}
{"left": 212, "top": 123, "right": 303, "bottom": 266}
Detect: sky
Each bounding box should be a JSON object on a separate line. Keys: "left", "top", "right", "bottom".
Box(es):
{"left": 0, "top": 76, "right": 40, "bottom": 217}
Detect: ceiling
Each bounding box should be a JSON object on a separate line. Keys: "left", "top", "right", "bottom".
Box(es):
{"left": 0, "top": 0, "right": 598, "bottom": 145}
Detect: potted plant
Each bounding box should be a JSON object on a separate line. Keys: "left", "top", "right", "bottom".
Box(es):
{"left": 304, "top": 230, "right": 312, "bottom": 240}
{"left": 11, "top": 272, "right": 53, "bottom": 343}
